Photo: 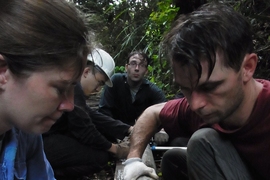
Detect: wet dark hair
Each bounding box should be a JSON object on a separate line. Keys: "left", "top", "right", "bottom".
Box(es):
{"left": 0, "top": 0, "right": 91, "bottom": 79}
{"left": 162, "top": 2, "right": 253, "bottom": 82}
{"left": 127, "top": 50, "right": 151, "bottom": 66}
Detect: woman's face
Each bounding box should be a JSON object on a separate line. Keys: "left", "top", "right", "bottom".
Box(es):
{"left": 1, "top": 67, "right": 77, "bottom": 134}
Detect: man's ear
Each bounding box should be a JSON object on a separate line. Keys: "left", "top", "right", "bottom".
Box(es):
{"left": 125, "top": 64, "right": 128, "bottom": 72}
{"left": 82, "top": 67, "right": 90, "bottom": 78}
{"left": 242, "top": 53, "right": 258, "bottom": 82}
{"left": 144, "top": 68, "right": 148, "bottom": 76}
{"left": 0, "top": 54, "right": 8, "bottom": 84}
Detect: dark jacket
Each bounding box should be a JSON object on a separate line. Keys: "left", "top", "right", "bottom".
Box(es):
{"left": 98, "top": 73, "right": 166, "bottom": 125}
{"left": 43, "top": 83, "right": 131, "bottom": 150}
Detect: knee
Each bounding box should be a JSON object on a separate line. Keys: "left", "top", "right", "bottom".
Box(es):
{"left": 187, "top": 128, "right": 219, "bottom": 154}
{"left": 161, "top": 149, "right": 188, "bottom": 180}
{"left": 162, "top": 149, "right": 178, "bottom": 164}
{"left": 170, "top": 137, "right": 189, "bottom": 146}
{"left": 162, "top": 148, "right": 187, "bottom": 167}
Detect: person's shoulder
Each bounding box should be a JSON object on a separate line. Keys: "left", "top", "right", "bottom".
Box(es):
{"left": 144, "top": 79, "right": 159, "bottom": 88}
{"left": 109, "top": 73, "right": 127, "bottom": 88}
{"left": 161, "top": 98, "right": 192, "bottom": 119}
{"left": 70, "top": 105, "right": 89, "bottom": 118}
{"left": 257, "top": 79, "right": 270, "bottom": 87}
{"left": 256, "top": 79, "right": 270, "bottom": 95}
{"left": 160, "top": 99, "right": 186, "bottom": 116}
{"left": 111, "top": 73, "right": 125, "bottom": 81}
{"left": 256, "top": 79, "right": 270, "bottom": 102}
{"left": 74, "top": 83, "right": 83, "bottom": 93}
{"left": 165, "top": 98, "right": 187, "bottom": 107}
{"left": 111, "top": 73, "right": 124, "bottom": 78}
{"left": 145, "top": 80, "right": 164, "bottom": 94}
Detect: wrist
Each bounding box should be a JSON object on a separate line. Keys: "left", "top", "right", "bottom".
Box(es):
{"left": 128, "top": 126, "right": 133, "bottom": 133}
{"left": 108, "top": 143, "right": 117, "bottom": 154}
{"left": 123, "top": 157, "right": 142, "bottom": 165}
{"left": 126, "top": 126, "right": 133, "bottom": 136}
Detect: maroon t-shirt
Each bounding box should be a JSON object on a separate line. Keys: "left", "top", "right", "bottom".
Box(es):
{"left": 160, "top": 79, "right": 270, "bottom": 179}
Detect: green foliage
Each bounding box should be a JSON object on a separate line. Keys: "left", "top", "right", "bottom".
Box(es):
{"left": 210, "top": 0, "right": 270, "bottom": 79}
{"left": 241, "top": 0, "right": 270, "bottom": 80}
{"left": 73, "top": 0, "right": 180, "bottom": 99}
{"left": 145, "top": 0, "right": 270, "bottom": 98}
{"left": 114, "top": 65, "right": 125, "bottom": 73}
{"left": 145, "top": 0, "right": 179, "bottom": 99}
{"left": 73, "top": 0, "right": 270, "bottom": 99}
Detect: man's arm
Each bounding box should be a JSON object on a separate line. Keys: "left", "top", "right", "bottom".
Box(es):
{"left": 150, "top": 83, "right": 167, "bottom": 104}
{"left": 123, "top": 103, "right": 166, "bottom": 180}
{"left": 98, "top": 84, "right": 115, "bottom": 117}
{"left": 128, "top": 102, "right": 166, "bottom": 158}
{"left": 87, "top": 106, "right": 131, "bottom": 140}
{"left": 67, "top": 106, "right": 112, "bottom": 150}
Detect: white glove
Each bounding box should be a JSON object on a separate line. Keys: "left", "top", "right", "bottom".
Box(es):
{"left": 123, "top": 158, "right": 159, "bottom": 180}
{"left": 154, "top": 129, "right": 169, "bottom": 145}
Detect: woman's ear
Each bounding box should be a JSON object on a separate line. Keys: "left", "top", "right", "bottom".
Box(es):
{"left": 0, "top": 55, "right": 8, "bottom": 84}
{"left": 242, "top": 53, "right": 258, "bottom": 82}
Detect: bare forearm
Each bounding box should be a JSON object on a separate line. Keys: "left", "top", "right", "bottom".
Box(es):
{"left": 128, "top": 103, "right": 166, "bottom": 158}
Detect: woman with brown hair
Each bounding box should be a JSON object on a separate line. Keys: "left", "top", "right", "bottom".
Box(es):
{"left": 0, "top": 0, "right": 90, "bottom": 179}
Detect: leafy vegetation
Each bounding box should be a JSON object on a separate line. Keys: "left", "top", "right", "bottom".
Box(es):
{"left": 233, "top": 0, "right": 270, "bottom": 79}
{"left": 71, "top": 0, "right": 270, "bottom": 99}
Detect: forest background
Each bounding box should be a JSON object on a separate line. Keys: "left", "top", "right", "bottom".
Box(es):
{"left": 70, "top": 0, "right": 270, "bottom": 100}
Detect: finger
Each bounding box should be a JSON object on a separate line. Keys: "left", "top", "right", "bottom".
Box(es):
{"left": 146, "top": 168, "right": 159, "bottom": 180}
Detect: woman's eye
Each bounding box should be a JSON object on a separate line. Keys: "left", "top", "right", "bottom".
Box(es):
{"left": 56, "top": 87, "right": 66, "bottom": 95}
{"left": 57, "top": 89, "right": 64, "bottom": 95}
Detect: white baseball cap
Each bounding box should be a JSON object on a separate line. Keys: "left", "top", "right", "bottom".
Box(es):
{"left": 87, "top": 48, "right": 115, "bottom": 87}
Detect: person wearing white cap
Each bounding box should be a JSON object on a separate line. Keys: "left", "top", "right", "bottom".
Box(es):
{"left": 81, "top": 48, "right": 115, "bottom": 93}
{"left": 43, "top": 48, "right": 133, "bottom": 180}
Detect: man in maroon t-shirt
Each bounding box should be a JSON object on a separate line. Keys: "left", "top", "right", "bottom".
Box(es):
{"left": 122, "top": 2, "right": 269, "bottom": 180}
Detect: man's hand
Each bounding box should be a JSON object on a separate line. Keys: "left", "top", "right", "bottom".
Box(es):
{"left": 115, "top": 140, "right": 130, "bottom": 159}
{"left": 123, "top": 158, "right": 159, "bottom": 180}
{"left": 154, "top": 129, "right": 169, "bottom": 145}
{"left": 128, "top": 126, "right": 134, "bottom": 135}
